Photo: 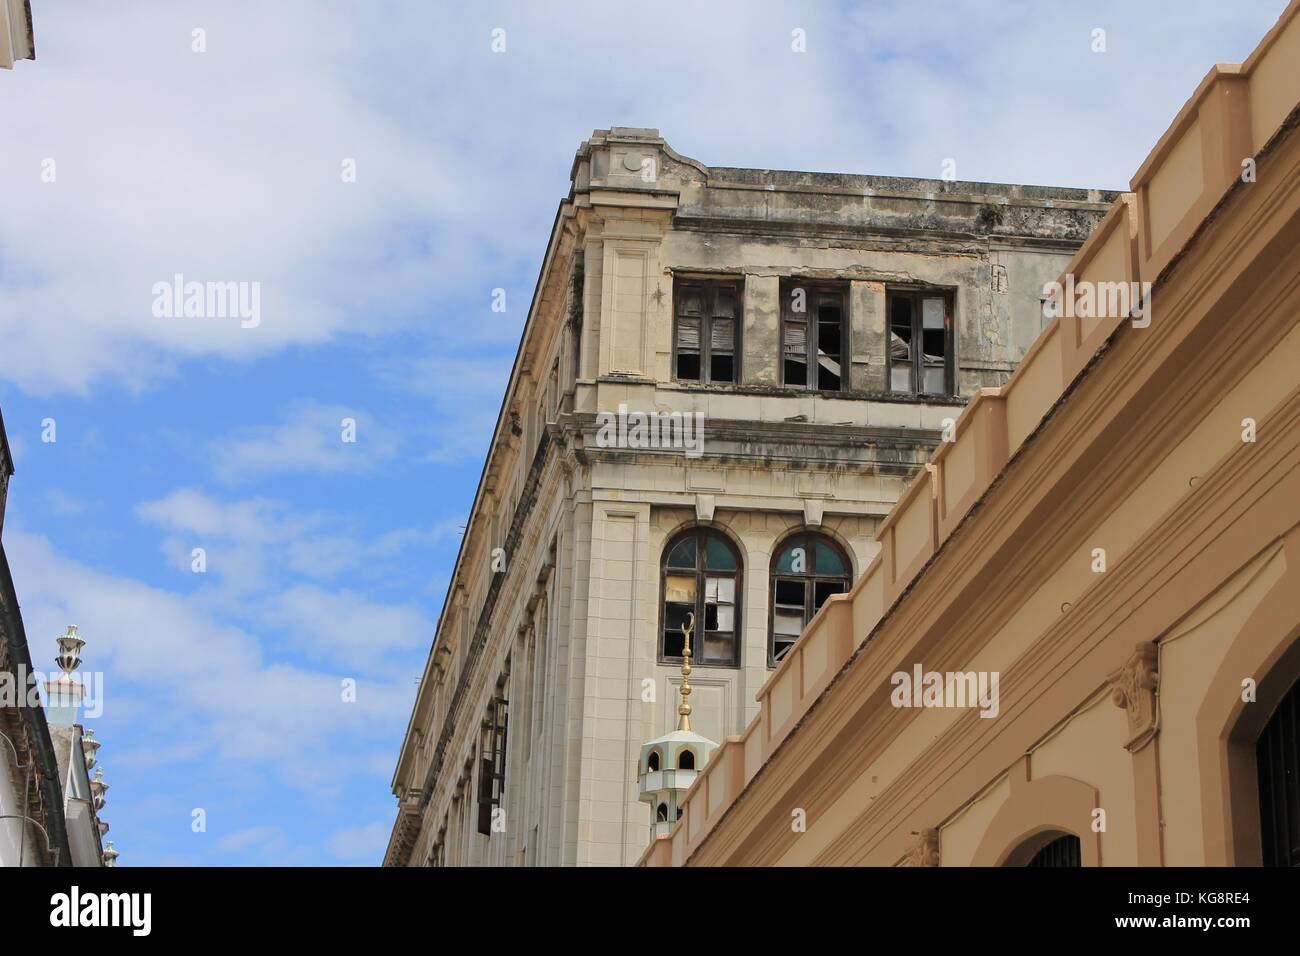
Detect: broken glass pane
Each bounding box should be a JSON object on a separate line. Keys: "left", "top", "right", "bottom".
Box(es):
{"left": 774, "top": 609, "right": 804, "bottom": 636}
{"left": 705, "top": 576, "right": 735, "bottom": 605}
{"left": 774, "top": 577, "right": 804, "bottom": 607}
{"left": 814, "top": 579, "right": 845, "bottom": 611}
{"left": 785, "top": 357, "right": 807, "bottom": 387}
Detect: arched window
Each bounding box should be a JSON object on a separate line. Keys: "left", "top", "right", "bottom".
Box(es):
{"left": 1257, "top": 673, "right": 1300, "bottom": 866}
{"left": 678, "top": 749, "right": 695, "bottom": 771}
{"left": 656, "top": 803, "right": 669, "bottom": 822}
{"left": 661, "top": 528, "right": 742, "bottom": 666}
{"left": 646, "top": 750, "right": 661, "bottom": 772}
{"left": 769, "top": 533, "right": 852, "bottom": 666}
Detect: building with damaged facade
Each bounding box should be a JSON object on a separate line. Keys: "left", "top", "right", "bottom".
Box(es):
{"left": 384, "top": 128, "right": 1115, "bottom": 866}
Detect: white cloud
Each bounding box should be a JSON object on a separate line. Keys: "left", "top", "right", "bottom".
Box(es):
{"left": 136, "top": 488, "right": 458, "bottom": 590}
{"left": 5, "top": 529, "right": 417, "bottom": 787}
{"left": 326, "top": 820, "right": 392, "bottom": 863}
{"left": 373, "top": 353, "right": 509, "bottom": 463}
{"left": 44, "top": 489, "right": 87, "bottom": 516}
{"left": 137, "top": 488, "right": 290, "bottom": 543}
{"left": 215, "top": 825, "right": 284, "bottom": 854}
{"left": 208, "top": 402, "right": 399, "bottom": 482}
{"left": 4, "top": 1, "right": 1282, "bottom": 397}
{"left": 260, "top": 585, "right": 430, "bottom": 670}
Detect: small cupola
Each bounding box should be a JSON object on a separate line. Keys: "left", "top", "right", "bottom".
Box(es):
{"left": 637, "top": 612, "right": 718, "bottom": 840}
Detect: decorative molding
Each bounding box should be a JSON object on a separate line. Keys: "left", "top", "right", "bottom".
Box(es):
{"left": 803, "top": 498, "right": 825, "bottom": 527}
{"left": 1108, "top": 643, "right": 1159, "bottom": 752}
{"left": 904, "top": 827, "right": 940, "bottom": 866}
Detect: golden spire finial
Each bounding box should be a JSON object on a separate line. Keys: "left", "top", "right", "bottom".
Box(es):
{"left": 678, "top": 612, "right": 694, "bottom": 732}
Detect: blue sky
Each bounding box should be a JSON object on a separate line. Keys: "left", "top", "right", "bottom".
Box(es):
{"left": 0, "top": 1, "right": 1285, "bottom": 865}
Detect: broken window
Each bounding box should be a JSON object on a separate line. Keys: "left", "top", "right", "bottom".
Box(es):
{"left": 888, "top": 289, "right": 953, "bottom": 397}
{"left": 660, "top": 528, "right": 742, "bottom": 666}
{"left": 769, "top": 534, "right": 852, "bottom": 666}
{"left": 569, "top": 257, "right": 584, "bottom": 387}
{"left": 782, "top": 282, "right": 848, "bottom": 391}
{"left": 548, "top": 356, "right": 559, "bottom": 423}
{"left": 673, "top": 279, "right": 741, "bottom": 384}
{"left": 476, "top": 691, "right": 509, "bottom": 836}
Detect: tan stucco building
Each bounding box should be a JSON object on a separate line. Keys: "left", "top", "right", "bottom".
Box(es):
{"left": 640, "top": 1, "right": 1300, "bottom": 868}
{"left": 385, "top": 121, "right": 1117, "bottom": 865}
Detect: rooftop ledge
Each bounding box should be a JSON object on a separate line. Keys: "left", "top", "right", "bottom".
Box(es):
{"left": 639, "top": 0, "right": 1300, "bottom": 867}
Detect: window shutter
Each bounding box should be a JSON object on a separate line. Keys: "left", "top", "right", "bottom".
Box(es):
{"left": 711, "top": 318, "right": 735, "bottom": 354}
{"left": 676, "top": 316, "right": 701, "bottom": 352}
{"left": 783, "top": 320, "right": 806, "bottom": 355}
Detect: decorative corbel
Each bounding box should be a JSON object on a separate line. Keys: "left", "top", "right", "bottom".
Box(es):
{"left": 904, "top": 827, "right": 940, "bottom": 867}
{"left": 1108, "top": 643, "right": 1159, "bottom": 752}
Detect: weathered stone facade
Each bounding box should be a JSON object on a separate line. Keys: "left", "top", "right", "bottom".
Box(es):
{"left": 384, "top": 129, "right": 1114, "bottom": 866}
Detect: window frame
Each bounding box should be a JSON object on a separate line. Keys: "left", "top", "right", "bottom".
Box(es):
{"left": 658, "top": 527, "right": 743, "bottom": 668}
{"left": 768, "top": 532, "right": 853, "bottom": 668}
{"left": 886, "top": 288, "right": 956, "bottom": 398}
{"left": 780, "top": 280, "right": 850, "bottom": 392}
{"left": 671, "top": 277, "right": 743, "bottom": 386}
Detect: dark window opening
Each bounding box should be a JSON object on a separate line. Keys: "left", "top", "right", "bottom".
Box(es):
{"left": 569, "top": 258, "right": 584, "bottom": 386}
{"left": 888, "top": 290, "right": 953, "bottom": 397}
{"left": 1258, "top": 674, "right": 1300, "bottom": 867}
{"left": 678, "top": 750, "right": 695, "bottom": 770}
{"left": 660, "top": 528, "right": 742, "bottom": 666}
{"left": 476, "top": 694, "right": 509, "bottom": 836}
{"left": 1026, "top": 834, "right": 1082, "bottom": 867}
{"left": 674, "top": 279, "right": 741, "bottom": 384}
{"left": 657, "top": 803, "right": 669, "bottom": 822}
{"left": 647, "top": 750, "right": 661, "bottom": 772}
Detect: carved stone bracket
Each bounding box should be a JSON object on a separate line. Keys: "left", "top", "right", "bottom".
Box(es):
{"left": 904, "top": 827, "right": 940, "bottom": 867}
{"left": 1108, "top": 643, "right": 1159, "bottom": 752}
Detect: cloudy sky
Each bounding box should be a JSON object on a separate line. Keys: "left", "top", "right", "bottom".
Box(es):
{"left": 0, "top": 1, "right": 1286, "bottom": 865}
